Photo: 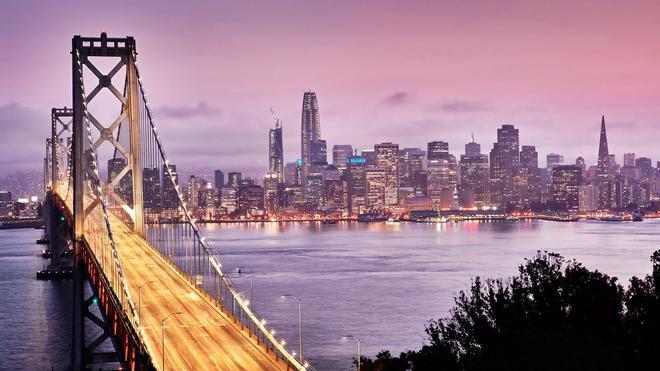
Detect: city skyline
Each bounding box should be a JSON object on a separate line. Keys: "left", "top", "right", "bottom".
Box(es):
{"left": 1, "top": 1, "right": 660, "bottom": 175}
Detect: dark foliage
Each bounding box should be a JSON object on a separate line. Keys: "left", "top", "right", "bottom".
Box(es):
{"left": 358, "top": 250, "right": 660, "bottom": 370}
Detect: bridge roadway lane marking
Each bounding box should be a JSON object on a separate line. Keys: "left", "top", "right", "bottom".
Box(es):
{"left": 106, "top": 215, "right": 288, "bottom": 371}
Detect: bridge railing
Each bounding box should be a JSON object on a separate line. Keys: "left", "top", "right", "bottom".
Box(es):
{"left": 132, "top": 57, "right": 313, "bottom": 370}
{"left": 74, "top": 47, "right": 158, "bottom": 363}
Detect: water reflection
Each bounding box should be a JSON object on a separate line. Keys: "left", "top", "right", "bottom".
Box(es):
{"left": 200, "top": 219, "right": 660, "bottom": 370}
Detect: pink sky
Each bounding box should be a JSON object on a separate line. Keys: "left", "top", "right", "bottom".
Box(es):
{"left": 1, "top": 0, "right": 659, "bottom": 175}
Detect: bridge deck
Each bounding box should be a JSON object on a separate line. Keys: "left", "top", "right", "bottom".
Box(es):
{"left": 105, "top": 215, "right": 287, "bottom": 370}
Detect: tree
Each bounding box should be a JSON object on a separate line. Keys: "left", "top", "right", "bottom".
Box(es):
{"left": 360, "top": 250, "right": 660, "bottom": 370}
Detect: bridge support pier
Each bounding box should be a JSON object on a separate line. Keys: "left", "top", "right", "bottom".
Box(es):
{"left": 71, "top": 239, "right": 125, "bottom": 370}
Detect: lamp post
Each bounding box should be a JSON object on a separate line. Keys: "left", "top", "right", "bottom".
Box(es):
{"left": 282, "top": 294, "right": 303, "bottom": 364}
{"left": 341, "top": 335, "right": 361, "bottom": 371}
{"left": 138, "top": 280, "right": 155, "bottom": 327}
{"left": 161, "top": 311, "right": 183, "bottom": 371}
{"left": 235, "top": 267, "right": 254, "bottom": 312}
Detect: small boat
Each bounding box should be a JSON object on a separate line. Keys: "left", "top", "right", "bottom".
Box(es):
{"left": 322, "top": 220, "right": 338, "bottom": 225}
{"left": 632, "top": 212, "right": 643, "bottom": 222}
{"left": 387, "top": 217, "right": 400, "bottom": 223}
{"left": 36, "top": 236, "right": 49, "bottom": 245}
{"left": 600, "top": 215, "right": 624, "bottom": 222}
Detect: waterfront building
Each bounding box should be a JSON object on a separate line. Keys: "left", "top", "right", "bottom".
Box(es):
{"left": 579, "top": 184, "right": 598, "bottom": 212}
{"left": 427, "top": 159, "right": 450, "bottom": 209}
{"left": 375, "top": 142, "right": 400, "bottom": 206}
{"left": 346, "top": 156, "right": 367, "bottom": 214}
{"left": 321, "top": 178, "right": 345, "bottom": 211}
{"left": 459, "top": 139, "right": 489, "bottom": 208}
{"left": 489, "top": 125, "right": 519, "bottom": 209}
{"left": 263, "top": 172, "right": 279, "bottom": 216}
{"left": 220, "top": 187, "right": 238, "bottom": 214}
{"left": 238, "top": 185, "right": 264, "bottom": 216}
{"left": 365, "top": 167, "right": 387, "bottom": 210}
{"left": 552, "top": 165, "right": 582, "bottom": 212}
{"left": 515, "top": 145, "right": 542, "bottom": 207}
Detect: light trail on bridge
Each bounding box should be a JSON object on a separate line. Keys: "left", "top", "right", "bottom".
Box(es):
{"left": 105, "top": 213, "right": 289, "bottom": 370}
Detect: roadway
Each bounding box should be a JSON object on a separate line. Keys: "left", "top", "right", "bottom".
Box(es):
{"left": 101, "top": 214, "right": 289, "bottom": 371}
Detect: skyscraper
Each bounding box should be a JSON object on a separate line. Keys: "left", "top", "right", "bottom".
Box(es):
{"left": 143, "top": 167, "right": 161, "bottom": 212}
{"left": 520, "top": 145, "right": 539, "bottom": 168}
{"left": 623, "top": 153, "right": 636, "bottom": 167}
{"left": 375, "top": 142, "right": 400, "bottom": 206}
{"left": 496, "top": 124, "right": 520, "bottom": 163}
{"left": 309, "top": 139, "right": 328, "bottom": 165}
{"left": 398, "top": 148, "right": 425, "bottom": 188}
{"left": 490, "top": 124, "right": 519, "bottom": 208}
{"left": 227, "top": 172, "right": 241, "bottom": 189}
{"left": 427, "top": 141, "right": 450, "bottom": 160}
{"left": 459, "top": 139, "right": 489, "bottom": 208}
{"left": 214, "top": 170, "right": 225, "bottom": 189}
{"left": 365, "top": 167, "right": 387, "bottom": 210}
{"left": 162, "top": 164, "right": 178, "bottom": 210}
{"left": 596, "top": 115, "right": 612, "bottom": 210}
{"left": 346, "top": 156, "right": 367, "bottom": 214}
{"left": 552, "top": 165, "right": 582, "bottom": 212}
{"left": 332, "top": 145, "right": 353, "bottom": 169}
{"left": 301, "top": 91, "right": 321, "bottom": 178}
{"left": 269, "top": 119, "right": 284, "bottom": 183}
{"left": 546, "top": 153, "right": 564, "bottom": 170}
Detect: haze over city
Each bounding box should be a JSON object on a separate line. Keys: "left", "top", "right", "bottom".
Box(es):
{"left": 1, "top": 0, "right": 660, "bottom": 175}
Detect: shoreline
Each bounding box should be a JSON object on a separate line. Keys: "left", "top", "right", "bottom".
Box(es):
{"left": 192, "top": 215, "right": 659, "bottom": 225}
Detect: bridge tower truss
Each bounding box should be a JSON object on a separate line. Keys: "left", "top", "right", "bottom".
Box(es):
{"left": 72, "top": 32, "right": 144, "bottom": 239}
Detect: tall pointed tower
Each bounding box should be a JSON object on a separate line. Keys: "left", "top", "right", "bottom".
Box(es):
{"left": 596, "top": 115, "right": 612, "bottom": 210}
{"left": 596, "top": 115, "right": 609, "bottom": 180}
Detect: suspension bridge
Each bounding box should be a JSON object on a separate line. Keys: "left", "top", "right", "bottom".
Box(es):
{"left": 42, "top": 33, "right": 312, "bottom": 371}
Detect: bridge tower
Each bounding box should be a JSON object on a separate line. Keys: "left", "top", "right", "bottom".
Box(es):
{"left": 70, "top": 33, "right": 147, "bottom": 370}
{"left": 47, "top": 107, "right": 73, "bottom": 269}
{"left": 72, "top": 32, "right": 144, "bottom": 239}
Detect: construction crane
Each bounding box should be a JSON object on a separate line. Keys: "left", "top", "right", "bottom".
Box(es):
{"left": 269, "top": 107, "right": 281, "bottom": 129}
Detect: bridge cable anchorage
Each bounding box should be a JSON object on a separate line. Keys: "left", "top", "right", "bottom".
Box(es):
{"left": 75, "top": 48, "right": 142, "bottom": 338}
{"left": 133, "top": 51, "right": 313, "bottom": 370}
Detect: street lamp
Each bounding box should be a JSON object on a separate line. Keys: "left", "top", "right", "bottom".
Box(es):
{"left": 341, "top": 335, "right": 361, "bottom": 371}
{"left": 161, "top": 311, "right": 183, "bottom": 371}
{"left": 235, "top": 267, "right": 254, "bottom": 312}
{"left": 281, "top": 294, "right": 303, "bottom": 364}
{"left": 138, "top": 280, "right": 156, "bottom": 327}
